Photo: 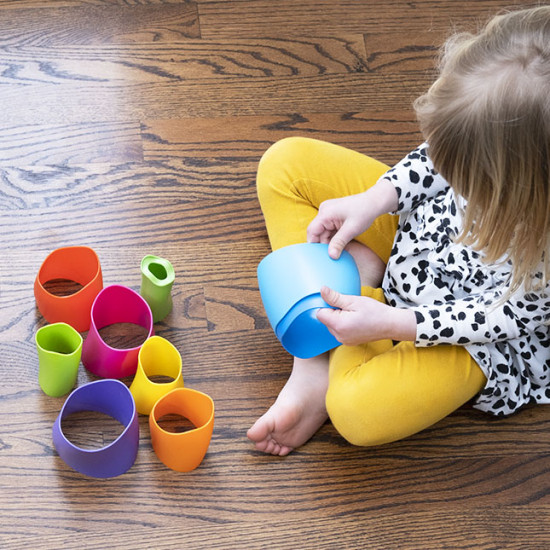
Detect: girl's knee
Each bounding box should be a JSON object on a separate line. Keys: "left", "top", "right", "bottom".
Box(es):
{"left": 326, "top": 374, "right": 392, "bottom": 447}
{"left": 259, "top": 137, "right": 313, "bottom": 169}
{"left": 257, "top": 137, "right": 317, "bottom": 195}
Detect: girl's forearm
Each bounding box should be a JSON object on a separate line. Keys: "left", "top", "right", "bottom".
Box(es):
{"left": 366, "top": 177, "right": 399, "bottom": 217}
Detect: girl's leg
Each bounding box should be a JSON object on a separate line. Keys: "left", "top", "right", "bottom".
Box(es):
{"left": 250, "top": 137, "right": 400, "bottom": 454}
{"left": 256, "top": 136, "right": 398, "bottom": 262}
{"left": 326, "top": 339, "right": 487, "bottom": 447}
{"left": 250, "top": 282, "right": 487, "bottom": 453}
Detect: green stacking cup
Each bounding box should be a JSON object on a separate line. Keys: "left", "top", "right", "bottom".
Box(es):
{"left": 140, "top": 255, "right": 175, "bottom": 323}
{"left": 36, "top": 323, "right": 83, "bottom": 397}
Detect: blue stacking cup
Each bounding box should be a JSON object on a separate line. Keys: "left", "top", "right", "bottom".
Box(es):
{"left": 257, "top": 243, "right": 361, "bottom": 358}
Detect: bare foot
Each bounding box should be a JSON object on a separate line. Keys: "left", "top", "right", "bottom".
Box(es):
{"left": 345, "top": 241, "right": 386, "bottom": 287}
{"left": 247, "top": 355, "right": 329, "bottom": 456}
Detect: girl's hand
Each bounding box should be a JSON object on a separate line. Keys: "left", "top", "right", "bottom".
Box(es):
{"left": 316, "top": 287, "right": 417, "bottom": 345}
{"left": 307, "top": 193, "right": 373, "bottom": 260}
{"left": 307, "top": 177, "right": 399, "bottom": 260}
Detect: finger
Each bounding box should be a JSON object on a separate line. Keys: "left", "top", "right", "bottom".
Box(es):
{"left": 306, "top": 217, "right": 329, "bottom": 243}
{"left": 328, "top": 223, "right": 355, "bottom": 259}
{"left": 319, "top": 229, "right": 333, "bottom": 245}
{"left": 306, "top": 225, "right": 321, "bottom": 243}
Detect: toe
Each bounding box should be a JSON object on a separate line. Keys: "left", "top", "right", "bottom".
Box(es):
{"left": 277, "top": 445, "right": 294, "bottom": 457}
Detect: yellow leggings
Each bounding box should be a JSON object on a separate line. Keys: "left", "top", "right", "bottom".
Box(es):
{"left": 257, "top": 137, "right": 487, "bottom": 446}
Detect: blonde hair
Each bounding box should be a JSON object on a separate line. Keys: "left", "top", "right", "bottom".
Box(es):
{"left": 414, "top": 6, "right": 550, "bottom": 294}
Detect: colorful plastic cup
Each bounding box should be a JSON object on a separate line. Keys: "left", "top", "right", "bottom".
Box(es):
{"left": 34, "top": 246, "right": 103, "bottom": 332}
{"left": 257, "top": 243, "right": 361, "bottom": 358}
{"left": 52, "top": 379, "right": 139, "bottom": 478}
{"left": 82, "top": 285, "right": 154, "bottom": 379}
{"left": 149, "top": 388, "right": 214, "bottom": 472}
{"left": 36, "top": 322, "right": 83, "bottom": 397}
{"left": 129, "top": 336, "right": 184, "bottom": 415}
{"left": 140, "top": 255, "right": 175, "bottom": 323}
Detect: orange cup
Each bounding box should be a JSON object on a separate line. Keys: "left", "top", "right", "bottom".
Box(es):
{"left": 34, "top": 246, "right": 103, "bottom": 332}
{"left": 149, "top": 388, "right": 215, "bottom": 472}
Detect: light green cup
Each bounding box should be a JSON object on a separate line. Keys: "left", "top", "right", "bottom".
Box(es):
{"left": 140, "top": 255, "right": 175, "bottom": 323}
{"left": 36, "top": 322, "right": 83, "bottom": 397}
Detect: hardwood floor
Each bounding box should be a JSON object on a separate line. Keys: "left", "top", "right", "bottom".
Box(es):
{"left": 1, "top": 1, "right": 549, "bottom": 548}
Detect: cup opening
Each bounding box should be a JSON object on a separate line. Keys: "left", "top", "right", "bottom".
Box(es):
{"left": 37, "top": 326, "right": 81, "bottom": 355}
{"left": 148, "top": 262, "right": 168, "bottom": 281}
{"left": 61, "top": 410, "right": 125, "bottom": 450}
{"left": 156, "top": 413, "right": 196, "bottom": 434}
{"left": 148, "top": 374, "right": 176, "bottom": 384}
{"left": 98, "top": 322, "right": 150, "bottom": 350}
{"left": 140, "top": 337, "right": 181, "bottom": 381}
{"left": 280, "top": 307, "right": 340, "bottom": 359}
{"left": 43, "top": 278, "right": 84, "bottom": 297}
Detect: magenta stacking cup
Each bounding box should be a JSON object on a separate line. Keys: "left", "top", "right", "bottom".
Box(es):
{"left": 257, "top": 243, "right": 361, "bottom": 358}
{"left": 82, "top": 285, "right": 154, "bottom": 379}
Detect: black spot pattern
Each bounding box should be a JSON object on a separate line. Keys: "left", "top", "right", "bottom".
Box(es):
{"left": 381, "top": 143, "right": 550, "bottom": 416}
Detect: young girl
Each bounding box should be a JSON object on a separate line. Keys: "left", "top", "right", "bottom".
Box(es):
{"left": 247, "top": 6, "right": 550, "bottom": 456}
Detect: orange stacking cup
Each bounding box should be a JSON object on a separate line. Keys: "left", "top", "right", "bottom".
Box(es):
{"left": 34, "top": 246, "right": 103, "bottom": 332}
{"left": 149, "top": 388, "right": 215, "bottom": 472}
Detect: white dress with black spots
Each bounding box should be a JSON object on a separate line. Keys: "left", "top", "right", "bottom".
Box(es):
{"left": 381, "top": 143, "right": 550, "bottom": 416}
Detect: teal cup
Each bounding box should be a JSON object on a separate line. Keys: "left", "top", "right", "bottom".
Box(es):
{"left": 36, "top": 323, "right": 83, "bottom": 397}
{"left": 140, "top": 255, "right": 175, "bottom": 323}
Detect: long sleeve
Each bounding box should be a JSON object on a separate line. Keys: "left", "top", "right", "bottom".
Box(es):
{"left": 382, "top": 143, "right": 449, "bottom": 214}
{"left": 412, "top": 288, "right": 550, "bottom": 347}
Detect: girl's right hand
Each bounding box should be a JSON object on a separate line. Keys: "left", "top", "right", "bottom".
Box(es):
{"left": 307, "top": 177, "right": 399, "bottom": 259}
{"left": 307, "top": 193, "right": 373, "bottom": 259}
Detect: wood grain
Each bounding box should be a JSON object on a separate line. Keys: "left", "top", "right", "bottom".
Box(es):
{"left": 198, "top": 0, "right": 526, "bottom": 37}
{"left": 0, "top": 4, "right": 199, "bottom": 46}
{"left": 1, "top": 1, "right": 549, "bottom": 548}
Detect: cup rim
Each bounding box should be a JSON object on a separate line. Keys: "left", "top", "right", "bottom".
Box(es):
{"left": 52, "top": 379, "right": 139, "bottom": 478}
{"left": 34, "top": 246, "right": 103, "bottom": 332}
{"left": 141, "top": 255, "right": 175, "bottom": 286}
{"left": 130, "top": 336, "right": 185, "bottom": 415}
{"left": 150, "top": 387, "right": 215, "bottom": 437}
{"left": 82, "top": 285, "right": 154, "bottom": 379}
{"left": 35, "top": 322, "right": 83, "bottom": 356}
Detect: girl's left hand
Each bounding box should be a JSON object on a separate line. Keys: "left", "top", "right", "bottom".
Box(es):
{"left": 316, "top": 287, "right": 417, "bottom": 345}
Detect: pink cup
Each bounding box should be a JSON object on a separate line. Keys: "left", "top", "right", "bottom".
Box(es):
{"left": 82, "top": 285, "right": 154, "bottom": 379}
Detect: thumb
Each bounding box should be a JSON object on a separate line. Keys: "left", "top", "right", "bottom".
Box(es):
{"left": 319, "top": 286, "right": 353, "bottom": 310}
{"left": 316, "top": 287, "right": 348, "bottom": 331}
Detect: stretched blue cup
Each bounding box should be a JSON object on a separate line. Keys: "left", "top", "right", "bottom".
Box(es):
{"left": 257, "top": 243, "right": 361, "bottom": 358}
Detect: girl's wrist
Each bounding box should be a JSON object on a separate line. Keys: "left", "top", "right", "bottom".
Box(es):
{"left": 365, "top": 177, "right": 399, "bottom": 215}
{"left": 387, "top": 307, "right": 417, "bottom": 342}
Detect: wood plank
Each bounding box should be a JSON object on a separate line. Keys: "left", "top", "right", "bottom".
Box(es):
{"left": 204, "top": 285, "right": 268, "bottom": 332}
{"left": 0, "top": 123, "right": 142, "bottom": 165}
{"left": 365, "top": 31, "right": 441, "bottom": 74}
{"left": 0, "top": 36, "right": 367, "bottom": 83}
{"left": 0, "top": 0, "right": 188, "bottom": 6}
{"left": 0, "top": 3, "right": 199, "bottom": 46}
{"left": 142, "top": 112, "right": 422, "bottom": 164}
{"left": 0, "top": 199, "right": 266, "bottom": 249}
{"left": 198, "top": 0, "right": 526, "bottom": 37}
{"left": 0, "top": 73, "right": 430, "bottom": 124}
{"left": 0, "top": 159, "right": 259, "bottom": 211}
{"left": 2, "top": 508, "right": 550, "bottom": 550}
